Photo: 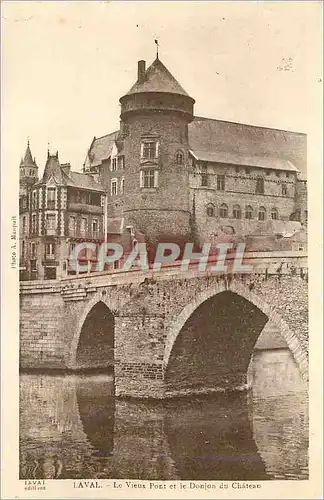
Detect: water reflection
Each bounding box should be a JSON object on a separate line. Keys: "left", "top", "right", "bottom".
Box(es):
{"left": 20, "top": 349, "right": 308, "bottom": 480}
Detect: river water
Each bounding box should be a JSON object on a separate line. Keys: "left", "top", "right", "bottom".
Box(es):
{"left": 20, "top": 349, "right": 308, "bottom": 480}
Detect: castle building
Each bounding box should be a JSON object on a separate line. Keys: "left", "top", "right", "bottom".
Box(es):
{"left": 84, "top": 55, "right": 308, "bottom": 254}
{"left": 20, "top": 53, "right": 308, "bottom": 280}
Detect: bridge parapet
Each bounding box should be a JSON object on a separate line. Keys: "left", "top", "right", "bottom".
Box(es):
{"left": 20, "top": 251, "right": 308, "bottom": 398}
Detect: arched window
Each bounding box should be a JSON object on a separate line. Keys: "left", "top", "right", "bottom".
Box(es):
{"left": 258, "top": 206, "right": 266, "bottom": 221}
{"left": 245, "top": 205, "right": 253, "bottom": 219}
{"left": 271, "top": 208, "right": 279, "bottom": 220}
{"left": 219, "top": 203, "right": 228, "bottom": 218}
{"left": 206, "top": 204, "right": 215, "bottom": 217}
{"left": 176, "top": 151, "right": 184, "bottom": 165}
{"left": 233, "top": 205, "right": 241, "bottom": 219}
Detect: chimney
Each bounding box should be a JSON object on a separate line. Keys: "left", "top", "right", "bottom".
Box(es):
{"left": 137, "top": 60, "right": 146, "bottom": 83}
{"left": 61, "top": 163, "right": 71, "bottom": 176}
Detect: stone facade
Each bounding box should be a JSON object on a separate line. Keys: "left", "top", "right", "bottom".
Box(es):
{"left": 20, "top": 252, "right": 308, "bottom": 398}
{"left": 83, "top": 56, "right": 308, "bottom": 252}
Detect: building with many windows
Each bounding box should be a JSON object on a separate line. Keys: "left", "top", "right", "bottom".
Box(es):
{"left": 20, "top": 54, "right": 308, "bottom": 279}
{"left": 83, "top": 55, "right": 307, "bottom": 253}
{"left": 19, "top": 148, "right": 112, "bottom": 280}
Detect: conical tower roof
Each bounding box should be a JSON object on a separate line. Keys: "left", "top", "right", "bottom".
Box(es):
{"left": 126, "top": 57, "right": 190, "bottom": 97}
{"left": 21, "top": 140, "right": 36, "bottom": 167}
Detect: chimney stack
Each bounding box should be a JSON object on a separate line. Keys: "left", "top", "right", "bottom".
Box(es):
{"left": 137, "top": 60, "right": 146, "bottom": 83}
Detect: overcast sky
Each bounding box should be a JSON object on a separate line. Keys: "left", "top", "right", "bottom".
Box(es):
{"left": 2, "top": 1, "right": 323, "bottom": 178}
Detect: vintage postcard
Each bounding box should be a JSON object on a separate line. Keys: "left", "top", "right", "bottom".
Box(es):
{"left": 1, "top": 1, "right": 323, "bottom": 499}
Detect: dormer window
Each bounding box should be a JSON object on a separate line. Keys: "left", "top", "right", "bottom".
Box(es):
{"left": 141, "top": 140, "right": 159, "bottom": 160}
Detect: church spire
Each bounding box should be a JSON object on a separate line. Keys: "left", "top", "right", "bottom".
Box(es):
{"left": 22, "top": 138, "right": 35, "bottom": 167}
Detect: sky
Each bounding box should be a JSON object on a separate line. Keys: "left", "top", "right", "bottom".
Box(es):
{"left": 2, "top": 1, "right": 323, "bottom": 179}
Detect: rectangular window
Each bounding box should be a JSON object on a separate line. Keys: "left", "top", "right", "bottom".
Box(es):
{"left": 32, "top": 214, "right": 37, "bottom": 233}
{"left": 217, "top": 174, "right": 225, "bottom": 191}
{"left": 92, "top": 219, "right": 99, "bottom": 237}
{"left": 22, "top": 216, "right": 27, "bottom": 234}
{"left": 142, "top": 141, "right": 156, "bottom": 160}
{"left": 31, "top": 242, "right": 36, "bottom": 259}
{"left": 111, "top": 179, "right": 118, "bottom": 196}
{"left": 46, "top": 214, "right": 56, "bottom": 231}
{"left": 118, "top": 156, "right": 125, "bottom": 169}
{"left": 46, "top": 243, "right": 55, "bottom": 258}
{"left": 32, "top": 191, "right": 37, "bottom": 209}
{"left": 282, "top": 183, "right": 287, "bottom": 196}
{"left": 21, "top": 240, "right": 25, "bottom": 259}
{"left": 47, "top": 187, "right": 56, "bottom": 209}
{"left": 256, "top": 178, "right": 265, "bottom": 194}
{"left": 111, "top": 158, "right": 117, "bottom": 171}
{"left": 69, "top": 216, "right": 76, "bottom": 235}
{"left": 120, "top": 178, "right": 125, "bottom": 195}
{"left": 80, "top": 217, "right": 87, "bottom": 236}
{"left": 141, "top": 169, "right": 158, "bottom": 188}
{"left": 201, "top": 166, "right": 208, "bottom": 187}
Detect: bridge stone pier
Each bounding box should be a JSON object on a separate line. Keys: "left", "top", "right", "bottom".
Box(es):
{"left": 20, "top": 251, "right": 308, "bottom": 398}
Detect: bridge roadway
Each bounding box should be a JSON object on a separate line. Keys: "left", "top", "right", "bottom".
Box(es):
{"left": 20, "top": 251, "right": 308, "bottom": 398}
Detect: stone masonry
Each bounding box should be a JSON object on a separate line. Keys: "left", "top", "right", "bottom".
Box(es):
{"left": 20, "top": 251, "right": 308, "bottom": 398}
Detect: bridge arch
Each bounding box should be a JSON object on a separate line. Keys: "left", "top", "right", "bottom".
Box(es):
{"left": 163, "top": 281, "right": 308, "bottom": 384}
{"left": 68, "top": 292, "right": 117, "bottom": 370}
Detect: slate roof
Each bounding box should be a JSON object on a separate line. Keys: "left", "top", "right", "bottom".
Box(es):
{"left": 62, "top": 171, "right": 104, "bottom": 192}
{"left": 190, "top": 150, "right": 298, "bottom": 172}
{"left": 84, "top": 116, "right": 307, "bottom": 175}
{"left": 38, "top": 153, "right": 105, "bottom": 192}
{"left": 189, "top": 117, "right": 306, "bottom": 175}
{"left": 41, "top": 154, "right": 65, "bottom": 184}
{"left": 125, "top": 57, "right": 190, "bottom": 97}
{"left": 84, "top": 131, "right": 119, "bottom": 168}
{"left": 21, "top": 141, "right": 37, "bottom": 167}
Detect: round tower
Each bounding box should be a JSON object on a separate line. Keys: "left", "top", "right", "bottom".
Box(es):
{"left": 119, "top": 56, "right": 195, "bottom": 253}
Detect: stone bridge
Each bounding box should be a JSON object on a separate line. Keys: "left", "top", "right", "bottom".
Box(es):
{"left": 20, "top": 251, "right": 308, "bottom": 398}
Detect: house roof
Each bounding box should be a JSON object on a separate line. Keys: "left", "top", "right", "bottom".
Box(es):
{"left": 38, "top": 153, "right": 105, "bottom": 192}
{"left": 84, "top": 131, "right": 119, "bottom": 168}
{"left": 188, "top": 117, "right": 306, "bottom": 175}
{"left": 84, "top": 116, "right": 307, "bottom": 175}
{"left": 125, "top": 57, "right": 191, "bottom": 97}
{"left": 42, "top": 153, "right": 65, "bottom": 184}
{"left": 62, "top": 171, "right": 105, "bottom": 192}
{"left": 190, "top": 150, "right": 298, "bottom": 172}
